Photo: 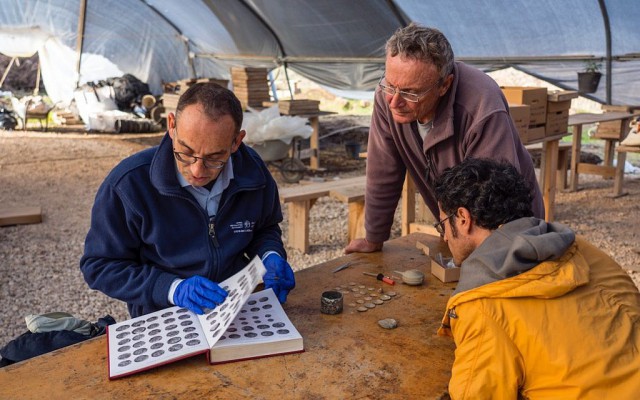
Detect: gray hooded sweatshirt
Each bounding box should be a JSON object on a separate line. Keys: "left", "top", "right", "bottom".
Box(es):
{"left": 454, "top": 217, "right": 576, "bottom": 295}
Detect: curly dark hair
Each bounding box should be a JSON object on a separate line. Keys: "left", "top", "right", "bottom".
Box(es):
{"left": 434, "top": 158, "right": 534, "bottom": 230}
{"left": 176, "top": 82, "right": 243, "bottom": 132}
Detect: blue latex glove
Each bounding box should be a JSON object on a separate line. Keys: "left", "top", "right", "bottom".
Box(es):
{"left": 263, "top": 253, "right": 295, "bottom": 303}
{"left": 173, "top": 276, "right": 228, "bottom": 314}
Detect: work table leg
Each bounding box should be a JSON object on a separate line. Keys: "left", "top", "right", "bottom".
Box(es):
{"left": 347, "top": 201, "right": 366, "bottom": 245}
{"left": 288, "top": 201, "right": 311, "bottom": 253}
{"left": 569, "top": 124, "right": 583, "bottom": 192}
{"left": 541, "top": 140, "right": 559, "bottom": 221}
{"left": 309, "top": 116, "right": 320, "bottom": 170}
{"left": 401, "top": 174, "right": 416, "bottom": 236}
{"left": 612, "top": 151, "right": 628, "bottom": 198}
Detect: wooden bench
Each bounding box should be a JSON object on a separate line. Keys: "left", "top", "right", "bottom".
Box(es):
{"left": 526, "top": 141, "right": 572, "bottom": 190}
{"left": 279, "top": 176, "right": 365, "bottom": 253}
{"left": 612, "top": 145, "right": 640, "bottom": 197}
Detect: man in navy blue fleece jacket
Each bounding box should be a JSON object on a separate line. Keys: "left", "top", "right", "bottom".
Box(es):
{"left": 80, "top": 83, "right": 294, "bottom": 318}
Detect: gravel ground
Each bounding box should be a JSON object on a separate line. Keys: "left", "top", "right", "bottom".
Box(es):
{"left": 1, "top": 116, "right": 639, "bottom": 350}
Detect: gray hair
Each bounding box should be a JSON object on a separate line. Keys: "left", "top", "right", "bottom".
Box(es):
{"left": 385, "top": 23, "right": 455, "bottom": 81}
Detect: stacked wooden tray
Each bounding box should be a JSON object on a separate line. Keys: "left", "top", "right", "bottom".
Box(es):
{"left": 231, "top": 67, "right": 271, "bottom": 109}
{"left": 275, "top": 99, "right": 320, "bottom": 115}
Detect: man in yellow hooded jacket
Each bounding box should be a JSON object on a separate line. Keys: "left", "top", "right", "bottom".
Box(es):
{"left": 433, "top": 157, "right": 640, "bottom": 399}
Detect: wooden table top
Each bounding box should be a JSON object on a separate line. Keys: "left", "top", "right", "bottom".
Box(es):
{"left": 0, "top": 233, "right": 456, "bottom": 399}
{"left": 568, "top": 111, "right": 639, "bottom": 126}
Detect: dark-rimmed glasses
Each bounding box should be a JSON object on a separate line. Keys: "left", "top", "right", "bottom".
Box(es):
{"left": 173, "top": 151, "right": 227, "bottom": 170}
{"left": 172, "top": 128, "right": 229, "bottom": 170}
{"left": 433, "top": 213, "right": 454, "bottom": 236}
{"left": 378, "top": 75, "right": 441, "bottom": 103}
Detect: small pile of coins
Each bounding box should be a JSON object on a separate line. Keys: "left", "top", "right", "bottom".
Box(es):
{"left": 330, "top": 282, "right": 397, "bottom": 313}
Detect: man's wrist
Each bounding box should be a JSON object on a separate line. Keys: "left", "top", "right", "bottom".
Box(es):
{"left": 168, "top": 278, "right": 184, "bottom": 305}
{"left": 364, "top": 238, "right": 383, "bottom": 249}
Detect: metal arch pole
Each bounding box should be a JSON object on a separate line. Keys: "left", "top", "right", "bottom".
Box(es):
{"left": 598, "top": 0, "right": 612, "bottom": 104}
{"left": 141, "top": 0, "right": 196, "bottom": 78}
{"left": 237, "top": 0, "right": 292, "bottom": 98}
{"left": 385, "top": 0, "right": 411, "bottom": 27}
{"left": 75, "top": 0, "right": 87, "bottom": 88}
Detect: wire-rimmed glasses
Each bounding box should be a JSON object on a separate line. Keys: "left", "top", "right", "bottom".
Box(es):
{"left": 378, "top": 75, "right": 441, "bottom": 103}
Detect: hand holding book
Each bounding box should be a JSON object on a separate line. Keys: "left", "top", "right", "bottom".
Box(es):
{"left": 263, "top": 254, "right": 295, "bottom": 303}
{"left": 173, "top": 276, "right": 228, "bottom": 314}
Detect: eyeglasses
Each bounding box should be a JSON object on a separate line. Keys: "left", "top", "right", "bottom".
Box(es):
{"left": 433, "top": 213, "right": 454, "bottom": 236}
{"left": 378, "top": 75, "right": 441, "bottom": 103}
{"left": 172, "top": 127, "right": 228, "bottom": 170}
{"left": 173, "top": 151, "right": 226, "bottom": 169}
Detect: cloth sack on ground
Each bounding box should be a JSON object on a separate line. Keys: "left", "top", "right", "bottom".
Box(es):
{"left": 0, "top": 314, "right": 115, "bottom": 367}
{"left": 25, "top": 312, "right": 93, "bottom": 336}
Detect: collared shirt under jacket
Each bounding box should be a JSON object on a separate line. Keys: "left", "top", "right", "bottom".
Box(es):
{"left": 80, "top": 133, "right": 285, "bottom": 317}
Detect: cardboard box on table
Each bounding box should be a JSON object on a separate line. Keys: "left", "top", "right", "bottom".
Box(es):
{"left": 545, "top": 90, "right": 576, "bottom": 136}
{"left": 416, "top": 241, "right": 460, "bottom": 283}
{"left": 508, "top": 103, "right": 530, "bottom": 143}
{"left": 501, "top": 86, "right": 548, "bottom": 125}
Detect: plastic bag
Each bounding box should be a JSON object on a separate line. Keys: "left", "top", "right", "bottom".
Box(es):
{"left": 242, "top": 105, "right": 313, "bottom": 145}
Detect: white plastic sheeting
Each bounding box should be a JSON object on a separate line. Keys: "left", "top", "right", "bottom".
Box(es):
{"left": 242, "top": 106, "right": 313, "bottom": 145}
{"left": 1, "top": 0, "right": 639, "bottom": 105}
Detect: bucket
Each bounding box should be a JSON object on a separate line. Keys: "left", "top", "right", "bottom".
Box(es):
{"left": 345, "top": 142, "right": 361, "bottom": 159}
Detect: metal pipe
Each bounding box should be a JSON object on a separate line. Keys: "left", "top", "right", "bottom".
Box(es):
{"left": 598, "top": 0, "right": 612, "bottom": 104}
{"left": 75, "top": 0, "right": 87, "bottom": 88}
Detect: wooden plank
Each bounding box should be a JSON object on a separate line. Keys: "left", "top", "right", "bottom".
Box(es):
{"left": 0, "top": 207, "right": 42, "bottom": 227}
{"left": 279, "top": 176, "right": 365, "bottom": 203}
{"left": 547, "top": 90, "right": 579, "bottom": 102}
{"left": 329, "top": 185, "right": 365, "bottom": 203}
{"left": 577, "top": 163, "right": 616, "bottom": 178}
{"left": 410, "top": 223, "right": 439, "bottom": 236}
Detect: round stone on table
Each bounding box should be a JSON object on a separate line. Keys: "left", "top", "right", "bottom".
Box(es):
{"left": 378, "top": 318, "right": 398, "bottom": 329}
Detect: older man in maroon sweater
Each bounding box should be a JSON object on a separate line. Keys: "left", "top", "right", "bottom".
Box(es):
{"left": 345, "top": 24, "right": 544, "bottom": 254}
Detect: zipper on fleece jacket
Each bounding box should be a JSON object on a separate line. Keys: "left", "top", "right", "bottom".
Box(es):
{"left": 206, "top": 178, "right": 266, "bottom": 250}
{"left": 208, "top": 216, "right": 220, "bottom": 248}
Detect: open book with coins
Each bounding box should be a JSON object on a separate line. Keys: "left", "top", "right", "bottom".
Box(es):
{"left": 107, "top": 257, "right": 303, "bottom": 379}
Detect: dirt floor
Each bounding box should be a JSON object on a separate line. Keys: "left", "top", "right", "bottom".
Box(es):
{"left": 1, "top": 115, "right": 639, "bottom": 348}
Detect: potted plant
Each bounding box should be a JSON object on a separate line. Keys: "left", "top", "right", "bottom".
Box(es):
{"left": 577, "top": 60, "right": 602, "bottom": 93}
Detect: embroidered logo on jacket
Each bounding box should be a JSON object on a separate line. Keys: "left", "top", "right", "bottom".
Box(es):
{"left": 230, "top": 220, "right": 255, "bottom": 233}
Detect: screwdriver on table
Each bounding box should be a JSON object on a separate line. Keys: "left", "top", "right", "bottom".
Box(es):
{"left": 362, "top": 272, "right": 395, "bottom": 285}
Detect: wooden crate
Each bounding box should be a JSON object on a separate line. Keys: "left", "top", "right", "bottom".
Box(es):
{"left": 231, "top": 67, "right": 270, "bottom": 109}
{"left": 595, "top": 105, "right": 640, "bottom": 140}
{"left": 508, "top": 103, "right": 530, "bottom": 143}
{"left": 502, "top": 86, "right": 548, "bottom": 125}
